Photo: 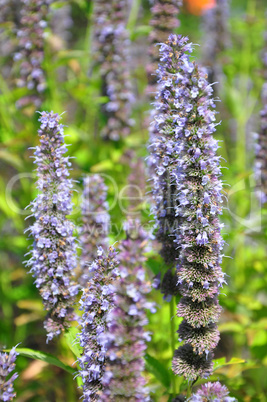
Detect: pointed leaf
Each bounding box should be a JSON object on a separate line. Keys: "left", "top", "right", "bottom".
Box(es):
{"left": 4, "top": 348, "right": 75, "bottom": 375}
{"left": 145, "top": 353, "right": 171, "bottom": 389}
{"left": 64, "top": 327, "right": 82, "bottom": 358}
{"left": 213, "top": 357, "right": 246, "bottom": 371}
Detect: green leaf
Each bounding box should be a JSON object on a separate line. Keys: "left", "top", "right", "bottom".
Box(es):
{"left": 218, "top": 322, "right": 244, "bottom": 333}
{"left": 4, "top": 348, "right": 75, "bottom": 375}
{"left": 213, "top": 357, "right": 246, "bottom": 371}
{"left": 145, "top": 353, "right": 171, "bottom": 389}
{"left": 91, "top": 160, "right": 114, "bottom": 172}
{"left": 145, "top": 256, "right": 163, "bottom": 275}
{"left": 64, "top": 327, "right": 82, "bottom": 358}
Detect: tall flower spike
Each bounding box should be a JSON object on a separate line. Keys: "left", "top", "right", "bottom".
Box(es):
{"left": 147, "top": 2, "right": 183, "bottom": 267}
{"left": 255, "top": 32, "right": 267, "bottom": 205}
{"left": 187, "top": 381, "right": 237, "bottom": 402}
{"left": 147, "top": 0, "right": 183, "bottom": 98}
{"left": 79, "top": 175, "right": 110, "bottom": 286}
{"left": 0, "top": 346, "right": 19, "bottom": 401}
{"left": 77, "top": 246, "right": 119, "bottom": 401}
{"left": 127, "top": 153, "right": 147, "bottom": 215}
{"left": 202, "top": 0, "right": 230, "bottom": 88}
{"left": 99, "top": 221, "right": 154, "bottom": 401}
{"left": 14, "top": 0, "right": 51, "bottom": 108}
{"left": 148, "top": 34, "right": 226, "bottom": 380}
{"left": 26, "top": 111, "right": 79, "bottom": 342}
{"left": 92, "top": 0, "right": 134, "bottom": 140}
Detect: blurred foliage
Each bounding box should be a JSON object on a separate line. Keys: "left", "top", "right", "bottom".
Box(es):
{"left": 1, "top": 0, "right": 267, "bottom": 401}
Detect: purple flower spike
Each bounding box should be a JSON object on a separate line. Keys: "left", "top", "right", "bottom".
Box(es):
{"left": 255, "top": 36, "right": 267, "bottom": 205}
{"left": 92, "top": 0, "right": 134, "bottom": 140}
{"left": 0, "top": 346, "right": 19, "bottom": 401}
{"left": 26, "top": 111, "right": 78, "bottom": 342}
{"left": 148, "top": 34, "right": 225, "bottom": 380}
{"left": 99, "top": 221, "right": 154, "bottom": 401}
{"left": 188, "top": 381, "right": 237, "bottom": 401}
{"left": 15, "top": 0, "right": 51, "bottom": 108}
{"left": 79, "top": 175, "right": 110, "bottom": 285}
{"left": 78, "top": 246, "right": 119, "bottom": 401}
{"left": 147, "top": 0, "right": 183, "bottom": 98}
{"left": 202, "top": 0, "right": 231, "bottom": 87}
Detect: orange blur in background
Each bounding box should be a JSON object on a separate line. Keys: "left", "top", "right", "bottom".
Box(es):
{"left": 184, "top": 0, "right": 216, "bottom": 15}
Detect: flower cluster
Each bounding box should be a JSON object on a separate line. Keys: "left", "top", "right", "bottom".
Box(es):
{"left": 14, "top": 0, "right": 51, "bottom": 108}
{"left": 99, "top": 222, "right": 154, "bottom": 401}
{"left": 202, "top": 0, "right": 230, "bottom": 87}
{"left": 148, "top": 34, "right": 226, "bottom": 380}
{"left": 77, "top": 246, "right": 119, "bottom": 401}
{"left": 147, "top": 0, "right": 183, "bottom": 97}
{"left": 92, "top": 0, "right": 134, "bottom": 140}
{"left": 79, "top": 174, "right": 110, "bottom": 286}
{"left": 147, "top": 143, "right": 180, "bottom": 266}
{"left": 0, "top": 346, "right": 18, "bottom": 401}
{"left": 26, "top": 111, "right": 79, "bottom": 342}
{"left": 255, "top": 34, "right": 267, "bottom": 205}
{"left": 188, "top": 381, "right": 236, "bottom": 402}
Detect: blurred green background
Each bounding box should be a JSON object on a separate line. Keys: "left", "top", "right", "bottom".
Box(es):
{"left": 0, "top": 0, "right": 267, "bottom": 400}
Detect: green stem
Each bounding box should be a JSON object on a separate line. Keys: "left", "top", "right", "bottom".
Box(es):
{"left": 127, "top": 0, "right": 141, "bottom": 40}
{"left": 170, "top": 296, "right": 178, "bottom": 396}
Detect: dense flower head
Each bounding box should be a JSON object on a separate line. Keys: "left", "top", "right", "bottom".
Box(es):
{"left": 188, "top": 381, "right": 237, "bottom": 402}
{"left": 147, "top": 0, "right": 183, "bottom": 97}
{"left": 148, "top": 34, "right": 225, "bottom": 380}
{"left": 255, "top": 34, "right": 267, "bottom": 205}
{"left": 77, "top": 246, "right": 119, "bottom": 401}
{"left": 92, "top": 0, "right": 134, "bottom": 140}
{"left": 79, "top": 174, "right": 110, "bottom": 285}
{"left": 178, "top": 322, "right": 220, "bottom": 355}
{"left": 160, "top": 269, "right": 179, "bottom": 301}
{"left": 0, "top": 346, "right": 18, "bottom": 401}
{"left": 172, "top": 345, "right": 213, "bottom": 381}
{"left": 25, "top": 111, "right": 79, "bottom": 341}
{"left": 14, "top": 0, "right": 51, "bottom": 108}
{"left": 202, "top": 0, "right": 230, "bottom": 86}
{"left": 99, "top": 221, "right": 154, "bottom": 401}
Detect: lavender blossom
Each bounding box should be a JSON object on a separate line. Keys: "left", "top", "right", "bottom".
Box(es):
{"left": 79, "top": 174, "right": 110, "bottom": 285}
{"left": 147, "top": 144, "right": 180, "bottom": 266}
{"left": 147, "top": 0, "right": 183, "bottom": 98}
{"left": 14, "top": 0, "right": 51, "bottom": 108}
{"left": 77, "top": 246, "right": 119, "bottom": 401}
{"left": 202, "top": 0, "right": 230, "bottom": 87}
{"left": 0, "top": 347, "right": 18, "bottom": 401}
{"left": 148, "top": 34, "right": 226, "bottom": 380}
{"left": 26, "top": 111, "right": 79, "bottom": 342}
{"left": 255, "top": 34, "right": 267, "bottom": 205}
{"left": 99, "top": 221, "right": 154, "bottom": 401}
{"left": 92, "top": 0, "right": 134, "bottom": 140}
{"left": 188, "top": 381, "right": 236, "bottom": 402}
{"left": 147, "top": 3, "right": 183, "bottom": 266}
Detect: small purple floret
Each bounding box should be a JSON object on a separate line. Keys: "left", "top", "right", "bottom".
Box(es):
{"left": 0, "top": 346, "right": 19, "bottom": 401}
